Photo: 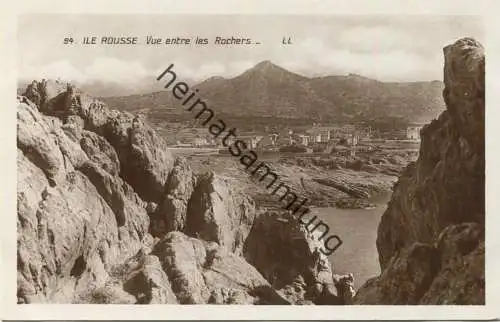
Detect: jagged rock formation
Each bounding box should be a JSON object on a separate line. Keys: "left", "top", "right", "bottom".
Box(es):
{"left": 17, "top": 80, "right": 351, "bottom": 304}
{"left": 244, "top": 211, "right": 355, "bottom": 305}
{"left": 185, "top": 172, "right": 257, "bottom": 255}
{"left": 17, "top": 94, "right": 150, "bottom": 303}
{"left": 156, "top": 157, "right": 196, "bottom": 233}
{"left": 151, "top": 231, "right": 283, "bottom": 304}
{"left": 354, "top": 38, "right": 485, "bottom": 304}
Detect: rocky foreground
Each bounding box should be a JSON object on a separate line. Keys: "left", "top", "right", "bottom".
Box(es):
{"left": 16, "top": 37, "right": 484, "bottom": 305}
{"left": 354, "top": 38, "right": 485, "bottom": 304}
{"left": 17, "top": 81, "right": 354, "bottom": 304}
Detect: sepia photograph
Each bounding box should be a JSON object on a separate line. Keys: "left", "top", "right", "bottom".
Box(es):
{"left": 14, "top": 13, "right": 486, "bottom": 306}
{"left": 2, "top": 1, "right": 496, "bottom": 319}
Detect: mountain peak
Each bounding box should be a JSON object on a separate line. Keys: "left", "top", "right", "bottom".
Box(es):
{"left": 255, "top": 60, "right": 273, "bottom": 67}
{"left": 241, "top": 60, "right": 298, "bottom": 79}
{"left": 252, "top": 60, "right": 280, "bottom": 71}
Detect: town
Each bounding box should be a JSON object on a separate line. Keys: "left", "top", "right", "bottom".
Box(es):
{"left": 167, "top": 121, "right": 425, "bottom": 157}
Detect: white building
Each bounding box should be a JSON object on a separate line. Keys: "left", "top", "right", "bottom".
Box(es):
{"left": 406, "top": 126, "right": 423, "bottom": 141}
{"left": 240, "top": 135, "right": 263, "bottom": 149}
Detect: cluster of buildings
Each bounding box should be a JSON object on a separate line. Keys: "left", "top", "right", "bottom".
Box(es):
{"left": 174, "top": 122, "right": 425, "bottom": 149}
{"left": 241, "top": 124, "right": 367, "bottom": 152}
{"left": 297, "top": 125, "right": 363, "bottom": 147}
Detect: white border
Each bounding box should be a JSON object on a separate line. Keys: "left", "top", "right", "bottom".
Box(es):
{"left": 2, "top": 0, "right": 500, "bottom": 320}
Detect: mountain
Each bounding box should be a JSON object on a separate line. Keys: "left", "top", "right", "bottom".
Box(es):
{"left": 101, "top": 61, "right": 445, "bottom": 123}
{"left": 310, "top": 75, "right": 444, "bottom": 122}
{"left": 193, "top": 60, "right": 336, "bottom": 119}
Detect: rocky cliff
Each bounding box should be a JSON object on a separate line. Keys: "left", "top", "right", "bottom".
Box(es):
{"left": 354, "top": 38, "right": 485, "bottom": 304}
{"left": 17, "top": 80, "right": 353, "bottom": 304}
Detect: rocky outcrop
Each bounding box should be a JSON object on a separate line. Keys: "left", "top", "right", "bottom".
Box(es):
{"left": 151, "top": 165, "right": 258, "bottom": 257}
{"left": 151, "top": 231, "right": 287, "bottom": 304}
{"left": 17, "top": 80, "right": 341, "bottom": 304}
{"left": 17, "top": 97, "right": 150, "bottom": 303}
{"left": 158, "top": 157, "right": 197, "bottom": 232}
{"left": 244, "top": 211, "right": 354, "bottom": 304}
{"left": 354, "top": 38, "right": 485, "bottom": 304}
{"left": 24, "top": 79, "right": 175, "bottom": 202}
{"left": 185, "top": 172, "right": 257, "bottom": 255}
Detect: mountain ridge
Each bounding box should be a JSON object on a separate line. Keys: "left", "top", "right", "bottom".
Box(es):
{"left": 99, "top": 60, "right": 445, "bottom": 123}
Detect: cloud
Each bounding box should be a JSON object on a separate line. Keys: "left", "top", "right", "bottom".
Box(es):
{"left": 19, "top": 57, "right": 150, "bottom": 84}
{"left": 336, "top": 26, "right": 426, "bottom": 54}
{"left": 170, "top": 61, "right": 228, "bottom": 81}
{"left": 19, "top": 60, "right": 86, "bottom": 83}
{"left": 284, "top": 36, "right": 443, "bottom": 81}
{"left": 21, "top": 58, "right": 258, "bottom": 86}
{"left": 85, "top": 58, "right": 150, "bottom": 83}
{"left": 154, "top": 60, "right": 258, "bottom": 81}
{"left": 324, "top": 49, "right": 441, "bottom": 81}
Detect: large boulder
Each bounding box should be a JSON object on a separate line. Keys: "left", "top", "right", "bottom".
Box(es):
{"left": 122, "top": 253, "right": 178, "bottom": 304}
{"left": 353, "top": 243, "right": 440, "bottom": 304}
{"left": 185, "top": 172, "right": 257, "bottom": 255}
{"left": 243, "top": 210, "right": 352, "bottom": 304}
{"left": 152, "top": 157, "right": 197, "bottom": 236}
{"left": 23, "top": 79, "right": 69, "bottom": 111}
{"left": 355, "top": 38, "right": 485, "bottom": 304}
{"left": 152, "top": 231, "right": 288, "bottom": 304}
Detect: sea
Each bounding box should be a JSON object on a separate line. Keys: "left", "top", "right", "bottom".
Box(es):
{"left": 311, "top": 203, "right": 387, "bottom": 290}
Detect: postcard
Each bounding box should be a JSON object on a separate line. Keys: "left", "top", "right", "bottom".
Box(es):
{"left": 1, "top": 0, "right": 498, "bottom": 320}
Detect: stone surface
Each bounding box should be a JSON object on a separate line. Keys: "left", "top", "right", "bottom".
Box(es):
{"left": 185, "top": 171, "right": 257, "bottom": 255}
{"left": 23, "top": 80, "right": 175, "bottom": 202}
{"left": 123, "top": 254, "right": 178, "bottom": 304}
{"left": 243, "top": 210, "right": 353, "bottom": 304}
{"left": 152, "top": 231, "right": 287, "bottom": 304}
{"left": 354, "top": 223, "right": 484, "bottom": 305}
{"left": 355, "top": 38, "right": 485, "bottom": 304}
{"left": 154, "top": 157, "right": 197, "bottom": 235}
{"left": 16, "top": 90, "right": 154, "bottom": 303}
{"left": 353, "top": 243, "right": 440, "bottom": 304}
{"left": 420, "top": 223, "right": 485, "bottom": 304}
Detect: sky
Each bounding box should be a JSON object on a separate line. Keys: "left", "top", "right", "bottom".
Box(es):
{"left": 18, "top": 14, "right": 484, "bottom": 89}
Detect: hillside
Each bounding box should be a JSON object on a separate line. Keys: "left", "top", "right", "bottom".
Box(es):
{"left": 101, "top": 61, "right": 445, "bottom": 123}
